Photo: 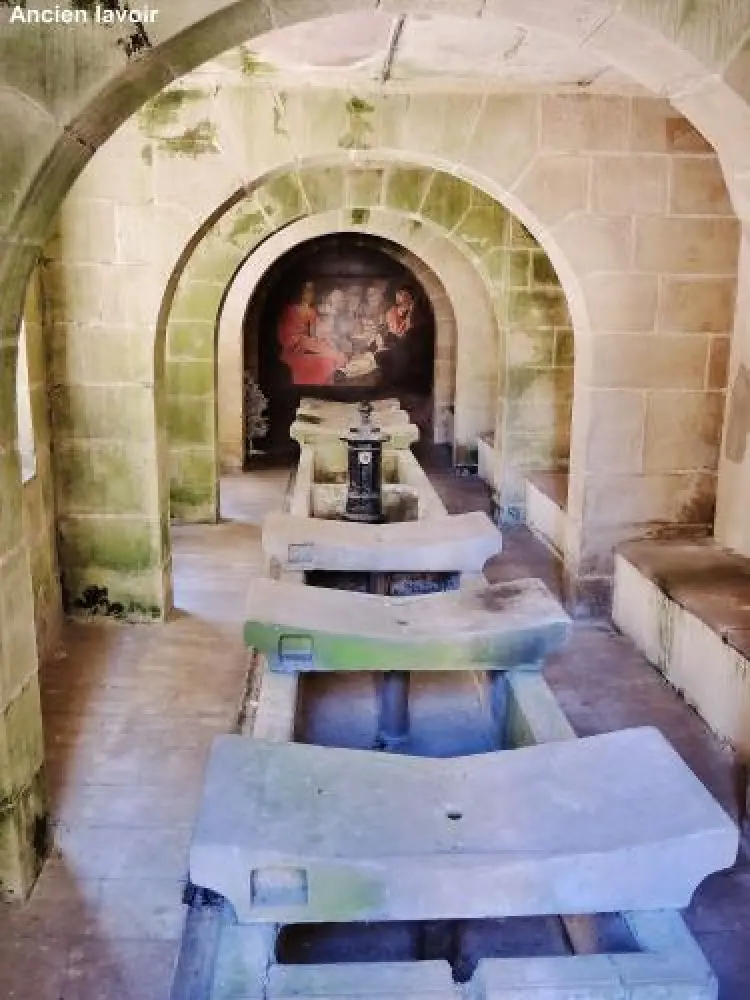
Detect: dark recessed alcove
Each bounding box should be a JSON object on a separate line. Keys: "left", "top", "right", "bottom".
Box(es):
{"left": 243, "top": 233, "right": 436, "bottom": 460}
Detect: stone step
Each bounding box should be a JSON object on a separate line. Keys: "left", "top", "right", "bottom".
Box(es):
{"left": 262, "top": 510, "right": 502, "bottom": 573}
{"left": 244, "top": 577, "right": 570, "bottom": 672}
{"left": 189, "top": 728, "right": 738, "bottom": 925}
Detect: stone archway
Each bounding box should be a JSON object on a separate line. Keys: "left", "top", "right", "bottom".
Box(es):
{"left": 157, "top": 160, "right": 579, "bottom": 538}
{"left": 218, "top": 213, "right": 466, "bottom": 477}
{"left": 2, "top": 1, "right": 749, "bottom": 897}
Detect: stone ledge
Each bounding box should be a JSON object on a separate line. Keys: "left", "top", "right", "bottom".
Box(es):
{"left": 617, "top": 538, "right": 750, "bottom": 658}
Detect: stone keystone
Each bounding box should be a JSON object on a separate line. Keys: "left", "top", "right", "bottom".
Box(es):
{"left": 244, "top": 577, "right": 570, "bottom": 672}
{"left": 189, "top": 728, "right": 738, "bottom": 924}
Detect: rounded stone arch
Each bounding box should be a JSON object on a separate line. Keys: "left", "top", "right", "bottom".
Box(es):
{"left": 2, "top": 2, "right": 750, "bottom": 904}
{"left": 158, "top": 157, "right": 580, "bottom": 525}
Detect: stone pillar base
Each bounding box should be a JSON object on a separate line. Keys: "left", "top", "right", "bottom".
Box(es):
{"left": 0, "top": 766, "right": 49, "bottom": 902}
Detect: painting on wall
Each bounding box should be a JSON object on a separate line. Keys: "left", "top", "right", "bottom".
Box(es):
{"left": 275, "top": 277, "right": 428, "bottom": 389}
{"left": 249, "top": 235, "right": 436, "bottom": 456}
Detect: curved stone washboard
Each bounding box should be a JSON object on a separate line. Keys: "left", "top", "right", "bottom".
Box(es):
{"left": 244, "top": 577, "right": 571, "bottom": 672}
{"left": 261, "top": 510, "right": 502, "bottom": 573}
{"left": 189, "top": 727, "right": 738, "bottom": 924}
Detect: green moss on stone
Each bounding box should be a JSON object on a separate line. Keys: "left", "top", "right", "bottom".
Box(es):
{"left": 167, "top": 321, "right": 215, "bottom": 361}
{"left": 170, "top": 281, "right": 223, "bottom": 324}
{"left": 258, "top": 174, "right": 307, "bottom": 223}
{"left": 226, "top": 210, "right": 268, "bottom": 247}
{"left": 346, "top": 168, "right": 384, "bottom": 208}
{"left": 350, "top": 208, "right": 369, "bottom": 225}
{"left": 509, "top": 289, "right": 570, "bottom": 329}
{"left": 157, "top": 120, "right": 219, "bottom": 157}
{"left": 555, "top": 329, "right": 575, "bottom": 367}
{"left": 166, "top": 359, "right": 214, "bottom": 397}
{"left": 508, "top": 250, "right": 530, "bottom": 288}
{"left": 510, "top": 217, "right": 538, "bottom": 248}
{"left": 139, "top": 87, "right": 210, "bottom": 135}
{"left": 273, "top": 92, "right": 289, "bottom": 137}
{"left": 239, "top": 46, "right": 274, "bottom": 76}
{"left": 531, "top": 251, "right": 561, "bottom": 288}
{"left": 166, "top": 397, "right": 213, "bottom": 445}
{"left": 507, "top": 367, "right": 541, "bottom": 401}
{"left": 384, "top": 167, "right": 431, "bottom": 213}
{"left": 170, "top": 481, "right": 214, "bottom": 507}
{"left": 302, "top": 168, "right": 346, "bottom": 214}
{"left": 454, "top": 206, "right": 508, "bottom": 254}
{"left": 339, "top": 96, "right": 375, "bottom": 150}
{"left": 420, "top": 173, "right": 472, "bottom": 231}
{"left": 57, "top": 518, "right": 160, "bottom": 573}
{"left": 55, "top": 444, "right": 151, "bottom": 516}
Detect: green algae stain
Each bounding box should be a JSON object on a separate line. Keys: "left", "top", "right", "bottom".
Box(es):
{"left": 239, "top": 45, "right": 274, "bottom": 76}
{"left": 140, "top": 144, "right": 153, "bottom": 166}
{"left": 339, "top": 96, "right": 375, "bottom": 150}
{"left": 350, "top": 208, "right": 369, "bottom": 225}
{"left": 273, "top": 91, "right": 289, "bottom": 137}
{"left": 138, "top": 87, "right": 209, "bottom": 135}
{"left": 157, "top": 120, "right": 219, "bottom": 158}
{"left": 227, "top": 210, "right": 267, "bottom": 247}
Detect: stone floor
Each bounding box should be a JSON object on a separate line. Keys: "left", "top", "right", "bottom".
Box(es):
{"left": 0, "top": 468, "right": 748, "bottom": 999}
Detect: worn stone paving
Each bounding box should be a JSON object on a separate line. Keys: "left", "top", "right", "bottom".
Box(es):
{"left": 0, "top": 468, "right": 748, "bottom": 999}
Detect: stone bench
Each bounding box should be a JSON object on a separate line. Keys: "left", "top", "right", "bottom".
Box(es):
{"left": 244, "top": 577, "right": 571, "bottom": 672}
{"left": 189, "top": 728, "right": 737, "bottom": 925}
{"left": 261, "top": 511, "right": 502, "bottom": 573}
{"left": 613, "top": 538, "right": 750, "bottom": 756}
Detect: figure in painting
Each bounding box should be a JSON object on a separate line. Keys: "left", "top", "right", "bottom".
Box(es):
{"left": 374, "top": 286, "right": 419, "bottom": 387}
{"left": 275, "top": 276, "right": 427, "bottom": 389}
{"left": 337, "top": 281, "right": 388, "bottom": 381}
{"left": 277, "top": 280, "right": 346, "bottom": 386}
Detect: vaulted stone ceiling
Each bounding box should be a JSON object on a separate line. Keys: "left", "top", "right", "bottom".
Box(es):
{"left": 209, "top": 12, "right": 649, "bottom": 93}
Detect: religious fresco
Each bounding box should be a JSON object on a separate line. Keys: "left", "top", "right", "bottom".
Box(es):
{"left": 276, "top": 277, "right": 424, "bottom": 388}
{"left": 249, "top": 236, "right": 436, "bottom": 456}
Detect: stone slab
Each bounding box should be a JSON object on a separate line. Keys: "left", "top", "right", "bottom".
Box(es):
{"left": 268, "top": 962, "right": 456, "bottom": 999}
{"left": 290, "top": 419, "right": 419, "bottom": 448}
{"left": 189, "top": 728, "right": 738, "bottom": 924}
{"left": 261, "top": 511, "right": 502, "bottom": 572}
{"left": 243, "top": 578, "right": 571, "bottom": 672}
{"left": 617, "top": 539, "right": 750, "bottom": 637}
{"left": 476, "top": 952, "right": 716, "bottom": 999}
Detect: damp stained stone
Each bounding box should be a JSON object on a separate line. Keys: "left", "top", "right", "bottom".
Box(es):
{"left": 138, "top": 87, "right": 210, "bottom": 135}
{"left": 339, "top": 96, "right": 375, "bottom": 150}
{"left": 157, "top": 120, "right": 219, "bottom": 158}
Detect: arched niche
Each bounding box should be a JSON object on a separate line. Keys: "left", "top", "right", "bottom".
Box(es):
{"left": 243, "top": 232, "right": 438, "bottom": 459}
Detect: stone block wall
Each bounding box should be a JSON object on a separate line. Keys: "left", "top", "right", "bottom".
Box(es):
{"left": 0, "top": 289, "right": 47, "bottom": 900}
{"left": 493, "top": 217, "right": 574, "bottom": 518}
{"left": 21, "top": 270, "right": 61, "bottom": 661}
{"left": 41, "top": 143, "right": 174, "bottom": 618}
{"left": 41, "top": 67, "right": 740, "bottom": 615}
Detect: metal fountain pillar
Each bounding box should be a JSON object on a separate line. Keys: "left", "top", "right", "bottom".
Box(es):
{"left": 341, "top": 401, "right": 388, "bottom": 525}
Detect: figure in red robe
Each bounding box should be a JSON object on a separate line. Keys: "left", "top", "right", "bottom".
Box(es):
{"left": 277, "top": 281, "right": 346, "bottom": 385}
